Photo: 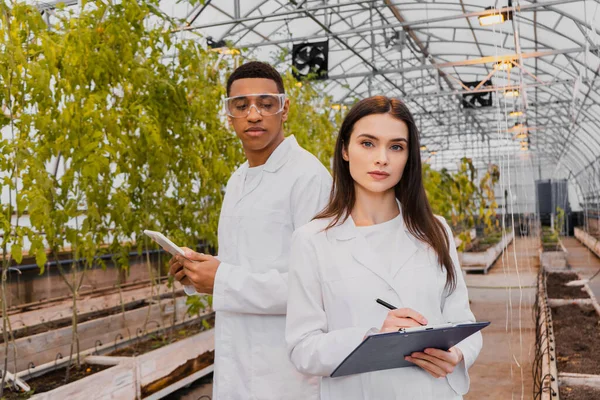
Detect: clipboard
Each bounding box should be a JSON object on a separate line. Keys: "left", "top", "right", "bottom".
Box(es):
{"left": 330, "top": 321, "right": 490, "bottom": 378}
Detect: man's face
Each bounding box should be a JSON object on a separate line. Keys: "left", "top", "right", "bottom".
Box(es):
{"left": 226, "top": 78, "right": 289, "bottom": 153}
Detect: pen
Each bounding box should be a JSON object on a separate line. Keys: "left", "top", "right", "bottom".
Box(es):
{"left": 376, "top": 298, "right": 397, "bottom": 310}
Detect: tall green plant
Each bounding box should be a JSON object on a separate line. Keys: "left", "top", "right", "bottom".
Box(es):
{"left": 424, "top": 159, "right": 500, "bottom": 251}
{"left": 0, "top": 1, "right": 49, "bottom": 393}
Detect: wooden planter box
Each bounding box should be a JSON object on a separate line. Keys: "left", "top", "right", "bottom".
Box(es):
{"left": 2, "top": 295, "right": 192, "bottom": 373}
{"left": 28, "top": 359, "right": 137, "bottom": 400}
{"left": 575, "top": 227, "right": 600, "bottom": 259}
{"left": 25, "top": 329, "right": 215, "bottom": 400}
{"left": 5, "top": 283, "right": 182, "bottom": 341}
{"left": 543, "top": 270, "right": 600, "bottom": 398}
{"left": 539, "top": 239, "right": 568, "bottom": 270}
{"left": 458, "top": 231, "right": 514, "bottom": 274}
{"left": 535, "top": 271, "right": 560, "bottom": 400}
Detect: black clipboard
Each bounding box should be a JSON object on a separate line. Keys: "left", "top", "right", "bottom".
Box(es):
{"left": 330, "top": 321, "right": 490, "bottom": 378}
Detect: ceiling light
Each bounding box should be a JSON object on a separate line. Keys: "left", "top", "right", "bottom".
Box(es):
{"left": 478, "top": 8, "right": 506, "bottom": 26}
{"left": 420, "top": 145, "right": 427, "bottom": 151}
{"left": 494, "top": 60, "right": 513, "bottom": 71}
{"left": 509, "top": 110, "right": 523, "bottom": 117}
{"left": 504, "top": 89, "right": 520, "bottom": 98}
{"left": 430, "top": 151, "right": 438, "bottom": 156}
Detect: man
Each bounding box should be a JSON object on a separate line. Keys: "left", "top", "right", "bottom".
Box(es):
{"left": 170, "top": 61, "right": 331, "bottom": 399}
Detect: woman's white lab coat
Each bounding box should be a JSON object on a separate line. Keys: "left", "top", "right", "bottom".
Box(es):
{"left": 286, "top": 212, "right": 482, "bottom": 400}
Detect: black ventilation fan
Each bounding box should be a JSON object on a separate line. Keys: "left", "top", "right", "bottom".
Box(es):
{"left": 461, "top": 79, "right": 493, "bottom": 108}
{"left": 291, "top": 40, "right": 329, "bottom": 81}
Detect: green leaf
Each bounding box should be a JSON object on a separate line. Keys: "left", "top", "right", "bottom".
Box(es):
{"left": 11, "top": 244, "right": 23, "bottom": 264}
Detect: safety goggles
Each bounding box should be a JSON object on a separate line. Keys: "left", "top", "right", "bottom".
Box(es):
{"left": 224, "top": 93, "right": 286, "bottom": 118}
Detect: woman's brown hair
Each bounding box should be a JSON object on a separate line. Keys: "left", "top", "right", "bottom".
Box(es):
{"left": 314, "top": 96, "right": 457, "bottom": 292}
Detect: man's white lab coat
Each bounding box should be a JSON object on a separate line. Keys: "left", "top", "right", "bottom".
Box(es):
{"left": 204, "top": 135, "right": 331, "bottom": 399}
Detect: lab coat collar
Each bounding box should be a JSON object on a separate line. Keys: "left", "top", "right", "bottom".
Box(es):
{"left": 233, "top": 134, "right": 298, "bottom": 202}
{"left": 332, "top": 199, "right": 419, "bottom": 279}
{"left": 233, "top": 134, "right": 298, "bottom": 176}
{"left": 263, "top": 134, "right": 298, "bottom": 173}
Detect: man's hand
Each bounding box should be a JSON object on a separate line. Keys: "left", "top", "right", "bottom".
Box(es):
{"left": 169, "top": 247, "right": 220, "bottom": 294}
{"left": 405, "top": 346, "right": 464, "bottom": 378}
{"left": 168, "top": 251, "right": 192, "bottom": 286}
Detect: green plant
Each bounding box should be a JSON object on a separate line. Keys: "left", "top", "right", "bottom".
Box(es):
{"left": 424, "top": 160, "right": 500, "bottom": 252}
{"left": 1, "top": 2, "right": 345, "bottom": 388}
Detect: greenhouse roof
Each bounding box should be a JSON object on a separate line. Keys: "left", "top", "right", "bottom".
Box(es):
{"left": 36, "top": 0, "right": 600, "bottom": 190}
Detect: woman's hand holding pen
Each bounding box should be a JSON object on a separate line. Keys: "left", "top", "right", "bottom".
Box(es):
{"left": 379, "top": 308, "right": 428, "bottom": 333}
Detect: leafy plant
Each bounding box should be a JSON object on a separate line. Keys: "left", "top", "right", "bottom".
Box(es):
{"left": 1, "top": 2, "right": 344, "bottom": 389}
{"left": 424, "top": 159, "right": 500, "bottom": 252}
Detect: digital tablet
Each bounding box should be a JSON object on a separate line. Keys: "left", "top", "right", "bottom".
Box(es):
{"left": 143, "top": 230, "right": 189, "bottom": 260}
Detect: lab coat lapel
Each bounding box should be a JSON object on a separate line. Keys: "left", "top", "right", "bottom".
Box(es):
{"left": 239, "top": 166, "right": 264, "bottom": 200}
{"left": 234, "top": 135, "right": 296, "bottom": 207}
{"left": 334, "top": 217, "right": 394, "bottom": 291}
{"left": 390, "top": 223, "right": 419, "bottom": 277}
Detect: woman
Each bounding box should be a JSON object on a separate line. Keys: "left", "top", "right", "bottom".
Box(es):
{"left": 285, "top": 96, "right": 482, "bottom": 399}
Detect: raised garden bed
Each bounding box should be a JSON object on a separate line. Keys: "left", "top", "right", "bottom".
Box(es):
{"left": 108, "top": 316, "right": 214, "bottom": 357}
{"left": 552, "top": 304, "right": 600, "bottom": 375}
{"left": 3, "top": 285, "right": 183, "bottom": 344}
{"left": 533, "top": 271, "right": 560, "bottom": 399}
{"left": 539, "top": 269, "right": 600, "bottom": 398}
{"left": 559, "top": 384, "right": 600, "bottom": 400}
{"left": 458, "top": 231, "right": 513, "bottom": 274}
{"left": 540, "top": 228, "right": 568, "bottom": 270}
{"left": 575, "top": 227, "right": 600, "bottom": 259}
{"left": 3, "top": 363, "right": 113, "bottom": 400}
{"left": 1, "top": 294, "right": 193, "bottom": 373}
{"left": 546, "top": 272, "right": 590, "bottom": 299}
{"left": 4, "top": 318, "right": 214, "bottom": 399}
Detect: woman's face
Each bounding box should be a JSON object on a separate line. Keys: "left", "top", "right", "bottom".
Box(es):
{"left": 342, "top": 113, "right": 410, "bottom": 195}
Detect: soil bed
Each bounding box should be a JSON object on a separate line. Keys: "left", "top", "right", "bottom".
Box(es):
{"left": 2, "top": 364, "right": 111, "bottom": 399}
{"left": 559, "top": 384, "right": 600, "bottom": 400}
{"left": 464, "top": 233, "right": 502, "bottom": 253}
{"left": 551, "top": 304, "right": 600, "bottom": 374}
{"left": 108, "top": 317, "right": 214, "bottom": 357}
{"left": 542, "top": 244, "right": 562, "bottom": 252}
{"left": 546, "top": 273, "right": 590, "bottom": 299}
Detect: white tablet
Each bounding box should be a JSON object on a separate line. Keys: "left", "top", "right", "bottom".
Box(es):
{"left": 143, "top": 230, "right": 189, "bottom": 260}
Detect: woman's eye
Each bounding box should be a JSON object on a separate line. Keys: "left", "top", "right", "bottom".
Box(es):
{"left": 361, "top": 141, "right": 374, "bottom": 148}
{"left": 391, "top": 145, "right": 403, "bottom": 151}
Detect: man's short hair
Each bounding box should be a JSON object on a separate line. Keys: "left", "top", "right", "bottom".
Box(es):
{"left": 226, "top": 61, "right": 285, "bottom": 96}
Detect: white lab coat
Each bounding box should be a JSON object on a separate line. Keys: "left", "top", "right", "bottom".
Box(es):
{"left": 286, "top": 210, "right": 482, "bottom": 400}
{"left": 209, "top": 135, "right": 331, "bottom": 399}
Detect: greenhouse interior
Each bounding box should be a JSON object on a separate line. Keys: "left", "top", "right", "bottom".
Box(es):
{"left": 1, "top": 0, "right": 600, "bottom": 399}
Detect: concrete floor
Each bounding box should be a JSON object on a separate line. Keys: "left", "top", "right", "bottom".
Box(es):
{"left": 464, "top": 237, "right": 539, "bottom": 400}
